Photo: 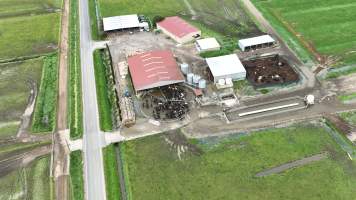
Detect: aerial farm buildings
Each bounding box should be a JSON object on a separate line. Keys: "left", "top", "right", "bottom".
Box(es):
{"left": 157, "top": 16, "right": 201, "bottom": 44}
{"left": 195, "top": 38, "right": 221, "bottom": 52}
{"left": 238, "top": 35, "right": 275, "bottom": 51}
{"left": 127, "top": 50, "right": 185, "bottom": 92}
{"left": 102, "top": 14, "right": 149, "bottom": 32}
{"left": 206, "top": 54, "right": 246, "bottom": 84}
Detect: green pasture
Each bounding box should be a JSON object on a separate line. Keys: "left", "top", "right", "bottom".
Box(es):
{"left": 121, "top": 124, "right": 356, "bottom": 200}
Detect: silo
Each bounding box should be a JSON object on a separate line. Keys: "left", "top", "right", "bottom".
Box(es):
{"left": 218, "top": 79, "right": 225, "bottom": 86}
{"left": 187, "top": 73, "right": 194, "bottom": 84}
{"left": 193, "top": 74, "right": 201, "bottom": 84}
{"left": 198, "top": 79, "right": 206, "bottom": 89}
{"left": 180, "top": 63, "right": 189, "bottom": 75}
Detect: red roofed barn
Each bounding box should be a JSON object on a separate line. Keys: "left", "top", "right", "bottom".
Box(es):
{"left": 128, "top": 50, "right": 185, "bottom": 92}
{"left": 157, "top": 16, "right": 201, "bottom": 44}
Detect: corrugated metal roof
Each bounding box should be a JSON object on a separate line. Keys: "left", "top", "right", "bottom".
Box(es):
{"left": 128, "top": 50, "right": 185, "bottom": 91}
{"left": 103, "top": 14, "right": 140, "bottom": 31}
{"left": 238, "top": 35, "right": 275, "bottom": 47}
{"left": 206, "top": 54, "right": 246, "bottom": 77}
{"left": 157, "top": 16, "right": 200, "bottom": 38}
{"left": 196, "top": 38, "right": 220, "bottom": 50}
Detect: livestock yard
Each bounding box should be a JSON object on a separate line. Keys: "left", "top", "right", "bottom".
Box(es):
{"left": 252, "top": 0, "right": 356, "bottom": 66}
{"left": 243, "top": 55, "right": 299, "bottom": 87}
{"left": 120, "top": 124, "right": 356, "bottom": 200}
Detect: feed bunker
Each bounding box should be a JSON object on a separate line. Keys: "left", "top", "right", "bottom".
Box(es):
{"left": 243, "top": 55, "right": 299, "bottom": 87}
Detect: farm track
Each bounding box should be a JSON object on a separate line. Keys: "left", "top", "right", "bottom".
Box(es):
{"left": 255, "top": 152, "right": 328, "bottom": 177}
{"left": 53, "top": 0, "right": 70, "bottom": 198}
{"left": 0, "top": 144, "right": 51, "bottom": 177}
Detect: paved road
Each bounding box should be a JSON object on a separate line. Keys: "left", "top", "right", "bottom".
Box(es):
{"left": 78, "top": 0, "right": 107, "bottom": 199}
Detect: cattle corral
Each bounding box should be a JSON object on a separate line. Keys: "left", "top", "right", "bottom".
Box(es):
{"left": 243, "top": 55, "right": 299, "bottom": 87}
{"left": 141, "top": 85, "right": 195, "bottom": 121}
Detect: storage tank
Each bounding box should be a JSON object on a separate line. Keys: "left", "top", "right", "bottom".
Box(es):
{"left": 218, "top": 79, "right": 225, "bottom": 86}
{"left": 187, "top": 73, "right": 194, "bottom": 84}
{"left": 198, "top": 79, "right": 206, "bottom": 89}
{"left": 193, "top": 74, "right": 201, "bottom": 84}
{"left": 180, "top": 63, "right": 189, "bottom": 75}
{"left": 225, "top": 78, "right": 233, "bottom": 85}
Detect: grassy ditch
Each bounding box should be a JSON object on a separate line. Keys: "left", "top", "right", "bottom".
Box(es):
{"left": 93, "top": 49, "right": 118, "bottom": 131}
{"left": 32, "top": 54, "right": 58, "bottom": 133}
{"left": 103, "top": 144, "right": 121, "bottom": 200}
{"left": 89, "top": 0, "right": 101, "bottom": 40}
{"left": 70, "top": 151, "right": 84, "bottom": 200}
{"left": 69, "top": 0, "right": 83, "bottom": 139}
{"left": 120, "top": 124, "right": 356, "bottom": 199}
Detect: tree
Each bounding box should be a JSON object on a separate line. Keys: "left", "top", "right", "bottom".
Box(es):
{"left": 152, "top": 15, "right": 165, "bottom": 27}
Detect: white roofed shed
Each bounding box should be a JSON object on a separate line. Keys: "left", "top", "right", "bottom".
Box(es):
{"left": 103, "top": 14, "right": 141, "bottom": 31}
{"left": 206, "top": 54, "right": 246, "bottom": 83}
{"left": 238, "top": 35, "right": 275, "bottom": 51}
{"left": 196, "top": 38, "right": 221, "bottom": 52}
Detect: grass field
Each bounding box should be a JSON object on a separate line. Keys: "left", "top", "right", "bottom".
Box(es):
{"left": 252, "top": 0, "right": 356, "bottom": 66}
{"left": 121, "top": 124, "right": 356, "bottom": 200}
{"left": 0, "top": 58, "right": 43, "bottom": 138}
{"left": 32, "top": 54, "right": 58, "bottom": 133}
{"left": 0, "top": 156, "right": 52, "bottom": 200}
{"left": 70, "top": 151, "right": 84, "bottom": 200}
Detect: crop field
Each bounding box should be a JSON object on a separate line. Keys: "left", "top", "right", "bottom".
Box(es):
{"left": 0, "top": 0, "right": 61, "bottom": 18}
{"left": 0, "top": 58, "right": 43, "bottom": 138}
{"left": 252, "top": 0, "right": 356, "bottom": 66}
{"left": 0, "top": 13, "right": 60, "bottom": 60}
{"left": 0, "top": 156, "right": 52, "bottom": 200}
{"left": 0, "top": 0, "right": 61, "bottom": 60}
{"left": 121, "top": 124, "right": 356, "bottom": 200}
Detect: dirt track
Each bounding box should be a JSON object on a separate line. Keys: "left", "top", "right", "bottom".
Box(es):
{"left": 53, "top": 0, "right": 70, "bottom": 198}
{"left": 255, "top": 152, "right": 328, "bottom": 177}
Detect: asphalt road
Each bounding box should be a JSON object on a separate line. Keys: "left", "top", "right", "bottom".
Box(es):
{"left": 78, "top": 0, "right": 107, "bottom": 199}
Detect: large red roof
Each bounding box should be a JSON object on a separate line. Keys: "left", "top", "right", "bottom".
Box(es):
{"left": 128, "top": 50, "right": 185, "bottom": 91}
{"left": 157, "top": 16, "right": 199, "bottom": 38}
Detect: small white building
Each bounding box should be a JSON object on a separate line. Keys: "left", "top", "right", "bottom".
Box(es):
{"left": 206, "top": 54, "right": 246, "bottom": 83}
{"left": 238, "top": 35, "right": 275, "bottom": 51}
{"left": 103, "top": 14, "right": 148, "bottom": 32}
{"left": 196, "top": 38, "right": 221, "bottom": 52}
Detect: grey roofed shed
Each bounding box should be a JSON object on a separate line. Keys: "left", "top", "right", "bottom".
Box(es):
{"left": 103, "top": 14, "right": 140, "bottom": 31}
{"left": 238, "top": 35, "right": 275, "bottom": 51}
